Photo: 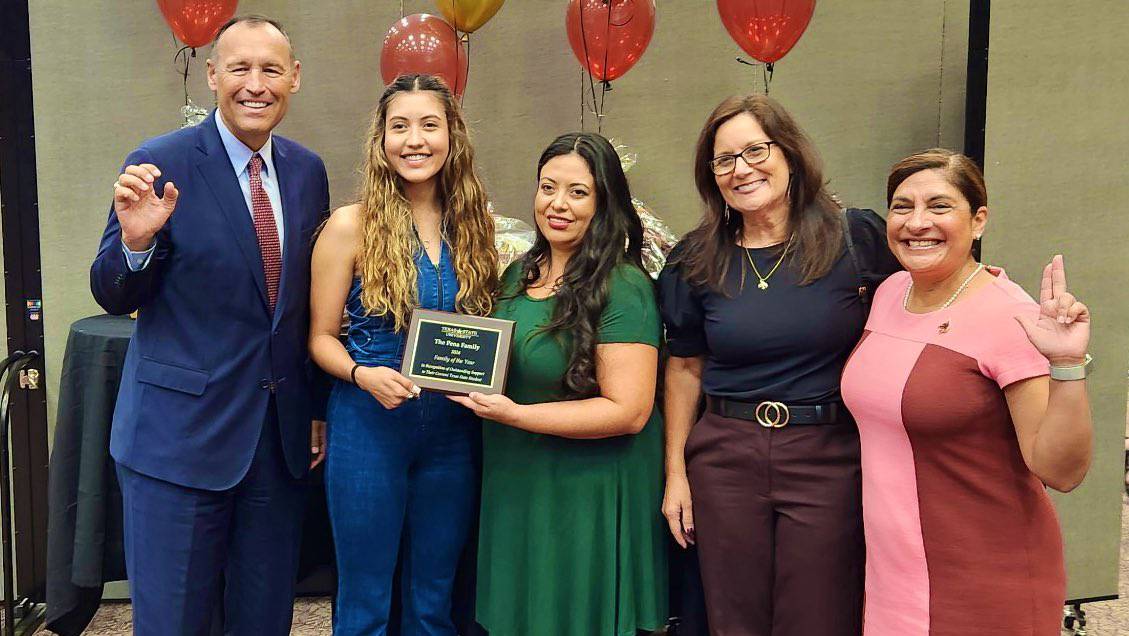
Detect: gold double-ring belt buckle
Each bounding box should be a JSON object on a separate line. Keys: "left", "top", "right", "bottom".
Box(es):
{"left": 754, "top": 401, "right": 790, "bottom": 428}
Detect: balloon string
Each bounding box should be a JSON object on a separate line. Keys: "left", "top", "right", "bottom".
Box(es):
{"left": 579, "top": 68, "right": 586, "bottom": 131}
{"left": 577, "top": 1, "right": 601, "bottom": 126}
{"left": 452, "top": 0, "right": 464, "bottom": 98}
{"left": 597, "top": 0, "right": 614, "bottom": 134}
{"left": 736, "top": 57, "right": 773, "bottom": 94}
{"left": 462, "top": 33, "right": 472, "bottom": 101}
{"left": 452, "top": 24, "right": 461, "bottom": 98}
{"left": 174, "top": 45, "right": 195, "bottom": 107}
{"left": 399, "top": 1, "right": 404, "bottom": 18}
{"left": 598, "top": 81, "right": 610, "bottom": 134}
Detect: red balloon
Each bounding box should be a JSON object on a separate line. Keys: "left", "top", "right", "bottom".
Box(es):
{"left": 380, "top": 14, "right": 469, "bottom": 98}
{"left": 566, "top": 0, "right": 655, "bottom": 82}
{"left": 716, "top": 0, "right": 815, "bottom": 64}
{"left": 157, "top": 0, "right": 238, "bottom": 49}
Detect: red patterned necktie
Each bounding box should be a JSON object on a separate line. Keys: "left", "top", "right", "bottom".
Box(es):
{"left": 248, "top": 154, "right": 281, "bottom": 311}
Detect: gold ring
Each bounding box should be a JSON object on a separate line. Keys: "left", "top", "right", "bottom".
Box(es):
{"left": 755, "top": 401, "right": 790, "bottom": 428}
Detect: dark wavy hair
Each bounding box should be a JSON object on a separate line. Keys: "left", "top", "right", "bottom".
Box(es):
{"left": 672, "top": 94, "right": 843, "bottom": 293}
{"left": 514, "top": 132, "right": 645, "bottom": 398}
{"left": 887, "top": 148, "right": 987, "bottom": 212}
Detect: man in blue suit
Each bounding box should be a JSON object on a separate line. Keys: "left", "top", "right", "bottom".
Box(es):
{"left": 90, "top": 15, "right": 329, "bottom": 634}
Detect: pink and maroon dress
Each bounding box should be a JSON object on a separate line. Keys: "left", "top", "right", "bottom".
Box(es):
{"left": 841, "top": 269, "right": 1065, "bottom": 636}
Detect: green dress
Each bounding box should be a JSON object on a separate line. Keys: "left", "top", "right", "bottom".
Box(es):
{"left": 476, "top": 262, "right": 669, "bottom": 636}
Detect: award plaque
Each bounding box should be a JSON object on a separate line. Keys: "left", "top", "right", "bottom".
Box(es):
{"left": 400, "top": 309, "right": 515, "bottom": 395}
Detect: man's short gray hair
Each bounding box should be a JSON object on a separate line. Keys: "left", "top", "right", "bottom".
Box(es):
{"left": 209, "top": 14, "right": 294, "bottom": 61}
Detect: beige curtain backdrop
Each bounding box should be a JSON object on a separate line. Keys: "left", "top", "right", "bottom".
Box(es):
{"left": 28, "top": 0, "right": 1120, "bottom": 603}
{"left": 27, "top": 0, "right": 968, "bottom": 428}
{"left": 983, "top": 0, "right": 1127, "bottom": 601}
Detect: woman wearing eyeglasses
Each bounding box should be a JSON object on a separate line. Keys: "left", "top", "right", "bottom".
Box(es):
{"left": 657, "top": 95, "right": 900, "bottom": 635}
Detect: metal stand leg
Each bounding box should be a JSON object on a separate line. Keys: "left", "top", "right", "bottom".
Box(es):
{"left": 0, "top": 351, "right": 44, "bottom": 636}
{"left": 1063, "top": 603, "right": 1088, "bottom": 636}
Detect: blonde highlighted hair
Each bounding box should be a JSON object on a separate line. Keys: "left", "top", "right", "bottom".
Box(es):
{"left": 356, "top": 74, "right": 497, "bottom": 330}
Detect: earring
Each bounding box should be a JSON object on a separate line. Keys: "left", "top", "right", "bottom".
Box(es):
{"left": 724, "top": 204, "right": 731, "bottom": 223}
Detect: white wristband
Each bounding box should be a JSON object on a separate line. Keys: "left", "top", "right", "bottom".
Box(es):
{"left": 1049, "top": 354, "right": 1092, "bottom": 381}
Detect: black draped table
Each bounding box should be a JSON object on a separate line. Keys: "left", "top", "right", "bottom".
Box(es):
{"left": 45, "top": 315, "right": 335, "bottom": 635}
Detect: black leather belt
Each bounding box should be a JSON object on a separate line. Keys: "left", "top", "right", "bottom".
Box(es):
{"left": 705, "top": 396, "right": 844, "bottom": 428}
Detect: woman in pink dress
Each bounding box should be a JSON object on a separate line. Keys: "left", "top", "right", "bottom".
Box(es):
{"left": 841, "top": 149, "right": 1093, "bottom": 635}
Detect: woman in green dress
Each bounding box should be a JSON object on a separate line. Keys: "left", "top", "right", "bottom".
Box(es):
{"left": 450, "top": 132, "right": 669, "bottom": 635}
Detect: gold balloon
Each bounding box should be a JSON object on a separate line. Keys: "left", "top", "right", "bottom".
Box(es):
{"left": 435, "top": 0, "right": 505, "bottom": 33}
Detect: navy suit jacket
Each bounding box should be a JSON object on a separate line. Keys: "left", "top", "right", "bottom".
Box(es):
{"left": 91, "top": 113, "right": 330, "bottom": 490}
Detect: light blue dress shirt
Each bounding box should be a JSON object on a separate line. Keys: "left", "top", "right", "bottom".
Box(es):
{"left": 122, "top": 110, "right": 286, "bottom": 270}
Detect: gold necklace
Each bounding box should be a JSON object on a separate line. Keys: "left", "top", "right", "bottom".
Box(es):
{"left": 534, "top": 264, "right": 564, "bottom": 293}
{"left": 743, "top": 234, "right": 793, "bottom": 290}
{"left": 413, "top": 217, "right": 444, "bottom": 250}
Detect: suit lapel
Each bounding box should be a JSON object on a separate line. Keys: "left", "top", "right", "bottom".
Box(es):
{"left": 195, "top": 118, "right": 270, "bottom": 311}
{"left": 272, "top": 141, "right": 303, "bottom": 327}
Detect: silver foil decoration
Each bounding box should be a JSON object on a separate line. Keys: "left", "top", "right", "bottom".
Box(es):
{"left": 491, "top": 202, "right": 536, "bottom": 272}
{"left": 611, "top": 139, "right": 679, "bottom": 279}
{"left": 181, "top": 99, "right": 208, "bottom": 128}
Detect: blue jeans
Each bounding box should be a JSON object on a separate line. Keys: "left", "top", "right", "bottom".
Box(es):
{"left": 326, "top": 381, "right": 480, "bottom": 636}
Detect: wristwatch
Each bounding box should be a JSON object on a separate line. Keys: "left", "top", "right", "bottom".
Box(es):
{"left": 1049, "top": 354, "right": 1093, "bottom": 381}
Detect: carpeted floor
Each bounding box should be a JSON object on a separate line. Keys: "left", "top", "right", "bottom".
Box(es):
{"left": 30, "top": 498, "right": 1129, "bottom": 635}
{"left": 32, "top": 597, "right": 332, "bottom": 634}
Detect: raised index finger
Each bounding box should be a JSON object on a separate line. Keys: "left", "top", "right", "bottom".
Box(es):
{"left": 1051, "top": 254, "right": 1067, "bottom": 298}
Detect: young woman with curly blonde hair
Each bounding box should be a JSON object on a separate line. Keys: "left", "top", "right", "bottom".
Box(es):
{"left": 309, "top": 73, "right": 496, "bottom": 635}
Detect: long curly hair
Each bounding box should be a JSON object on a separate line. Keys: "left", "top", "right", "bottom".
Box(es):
{"left": 356, "top": 74, "right": 497, "bottom": 330}
{"left": 673, "top": 94, "right": 843, "bottom": 293}
{"left": 514, "top": 132, "right": 645, "bottom": 398}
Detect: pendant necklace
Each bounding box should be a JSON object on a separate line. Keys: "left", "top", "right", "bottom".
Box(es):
{"left": 415, "top": 224, "right": 445, "bottom": 258}
{"left": 743, "top": 234, "right": 794, "bottom": 290}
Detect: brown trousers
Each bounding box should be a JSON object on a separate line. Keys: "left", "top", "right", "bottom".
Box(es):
{"left": 685, "top": 411, "right": 864, "bottom": 636}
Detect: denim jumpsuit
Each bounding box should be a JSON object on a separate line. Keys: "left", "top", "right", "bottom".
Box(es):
{"left": 325, "top": 243, "right": 479, "bottom": 635}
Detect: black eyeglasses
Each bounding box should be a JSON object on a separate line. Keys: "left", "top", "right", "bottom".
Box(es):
{"left": 708, "top": 141, "right": 777, "bottom": 176}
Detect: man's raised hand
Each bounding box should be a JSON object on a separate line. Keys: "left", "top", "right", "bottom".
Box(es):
{"left": 113, "top": 163, "right": 179, "bottom": 251}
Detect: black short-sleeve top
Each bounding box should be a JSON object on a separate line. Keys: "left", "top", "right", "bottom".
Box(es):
{"left": 658, "top": 208, "right": 900, "bottom": 404}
